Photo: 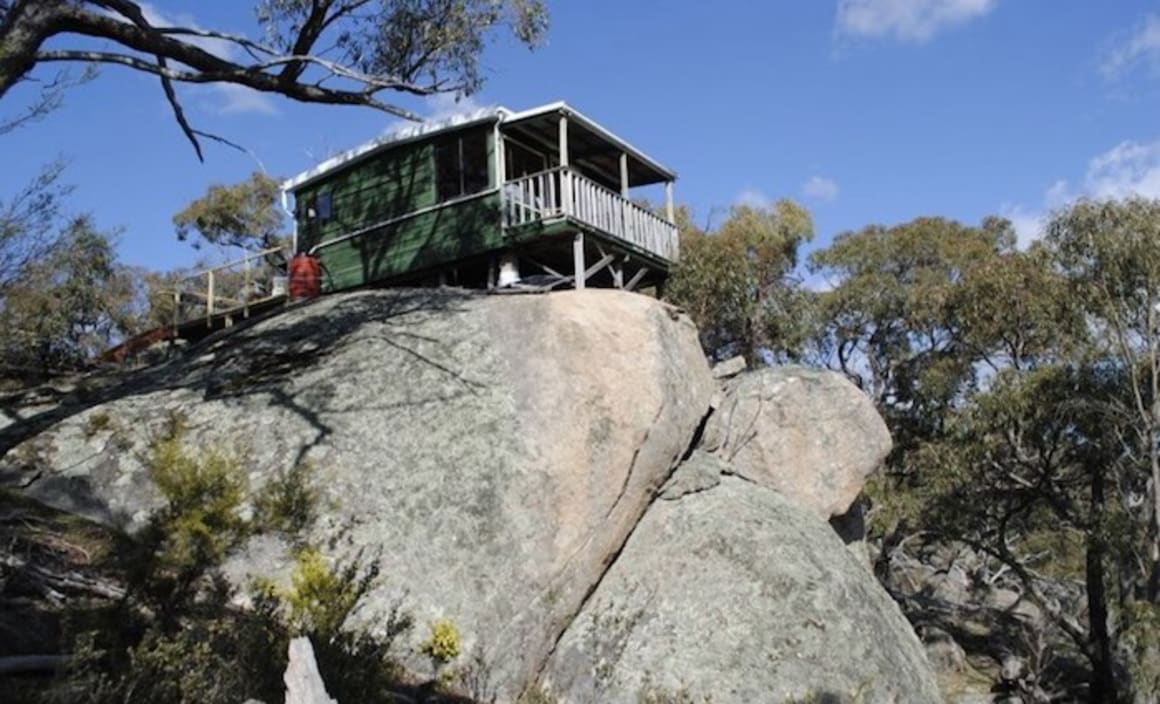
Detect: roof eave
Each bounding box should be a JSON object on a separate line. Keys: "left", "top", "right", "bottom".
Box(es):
{"left": 501, "top": 102, "right": 678, "bottom": 183}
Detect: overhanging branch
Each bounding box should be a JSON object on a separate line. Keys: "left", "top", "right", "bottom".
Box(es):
{"left": 34, "top": 50, "right": 430, "bottom": 121}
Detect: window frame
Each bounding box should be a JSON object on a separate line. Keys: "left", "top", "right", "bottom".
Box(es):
{"left": 434, "top": 128, "right": 491, "bottom": 203}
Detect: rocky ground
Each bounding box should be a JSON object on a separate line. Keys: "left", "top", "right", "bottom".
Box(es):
{"left": 1, "top": 288, "right": 945, "bottom": 703}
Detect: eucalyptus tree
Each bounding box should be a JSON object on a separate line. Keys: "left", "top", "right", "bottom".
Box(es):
{"left": 808, "top": 216, "right": 1015, "bottom": 458}
{"left": 665, "top": 200, "right": 815, "bottom": 365}
{"left": 173, "top": 172, "right": 286, "bottom": 253}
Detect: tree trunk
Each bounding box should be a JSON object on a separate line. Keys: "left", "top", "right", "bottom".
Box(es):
{"left": 0, "top": 0, "right": 68, "bottom": 100}
{"left": 1150, "top": 422, "right": 1160, "bottom": 602}
{"left": 1087, "top": 462, "right": 1120, "bottom": 703}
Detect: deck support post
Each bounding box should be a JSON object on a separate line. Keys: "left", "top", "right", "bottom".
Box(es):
{"left": 573, "top": 232, "right": 586, "bottom": 290}
{"left": 626, "top": 266, "right": 649, "bottom": 292}
{"left": 611, "top": 261, "right": 624, "bottom": 289}
{"left": 665, "top": 180, "right": 675, "bottom": 224}
{"left": 494, "top": 122, "right": 505, "bottom": 186}
{"left": 619, "top": 153, "right": 630, "bottom": 198}
{"left": 559, "top": 113, "right": 572, "bottom": 215}
{"left": 559, "top": 113, "right": 569, "bottom": 167}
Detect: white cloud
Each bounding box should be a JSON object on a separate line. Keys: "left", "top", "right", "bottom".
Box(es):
{"left": 1084, "top": 140, "right": 1160, "bottom": 199}
{"left": 424, "top": 93, "right": 490, "bottom": 123}
{"left": 1000, "top": 204, "right": 1045, "bottom": 249}
{"left": 735, "top": 188, "right": 773, "bottom": 209}
{"left": 835, "top": 0, "right": 998, "bottom": 43}
{"left": 106, "top": 3, "right": 279, "bottom": 115}
{"left": 375, "top": 93, "right": 494, "bottom": 136}
{"left": 802, "top": 270, "right": 838, "bottom": 293}
{"left": 212, "top": 84, "right": 280, "bottom": 116}
{"left": 1004, "top": 138, "right": 1160, "bottom": 247}
{"left": 1101, "top": 14, "right": 1160, "bottom": 80}
{"left": 802, "top": 176, "right": 840, "bottom": 202}
{"left": 137, "top": 3, "right": 235, "bottom": 59}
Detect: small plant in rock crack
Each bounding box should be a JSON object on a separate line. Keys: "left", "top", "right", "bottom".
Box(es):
{"left": 419, "top": 617, "right": 462, "bottom": 680}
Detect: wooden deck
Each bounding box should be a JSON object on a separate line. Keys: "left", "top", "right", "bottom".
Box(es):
{"left": 502, "top": 167, "right": 679, "bottom": 262}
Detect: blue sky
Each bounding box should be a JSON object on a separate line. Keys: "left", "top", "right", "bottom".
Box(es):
{"left": 4, "top": 0, "right": 1160, "bottom": 272}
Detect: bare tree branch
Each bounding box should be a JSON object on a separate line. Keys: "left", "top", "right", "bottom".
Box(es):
{"left": 1, "top": 0, "right": 546, "bottom": 158}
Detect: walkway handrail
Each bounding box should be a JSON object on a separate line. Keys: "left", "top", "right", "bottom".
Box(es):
{"left": 167, "top": 245, "right": 289, "bottom": 328}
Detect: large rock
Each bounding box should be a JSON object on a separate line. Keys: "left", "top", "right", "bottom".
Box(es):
{"left": 542, "top": 451, "right": 942, "bottom": 704}
{"left": 1, "top": 288, "right": 716, "bottom": 698}
{"left": 704, "top": 366, "right": 891, "bottom": 518}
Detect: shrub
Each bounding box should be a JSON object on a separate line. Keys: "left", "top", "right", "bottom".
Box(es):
{"left": 255, "top": 459, "right": 319, "bottom": 541}
{"left": 283, "top": 546, "right": 369, "bottom": 639}
{"left": 82, "top": 410, "right": 115, "bottom": 437}
{"left": 144, "top": 432, "right": 249, "bottom": 575}
{"left": 420, "top": 618, "right": 462, "bottom": 665}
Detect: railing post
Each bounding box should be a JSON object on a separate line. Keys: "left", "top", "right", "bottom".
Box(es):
{"left": 172, "top": 286, "right": 180, "bottom": 334}
{"left": 561, "top": 169, "right": 573, "bottom": 219}
{"left": 206, "top": 270, "right": 215, "bottom": 325}
{"left": 559, "top": 113, "right": 572, "bottom": 218}
{"left": 619, "top": 152, "right": 630, "bottom": 240}
{"left": 243, "top": 255, "right": 252, "bottom": 318}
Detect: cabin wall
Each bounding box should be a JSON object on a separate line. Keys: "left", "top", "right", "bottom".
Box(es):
{"left": 316, "top": 192, "right": 503, "bottom": 291}
{"left": 294, "top": 125, "right": 501, "bottom": 291}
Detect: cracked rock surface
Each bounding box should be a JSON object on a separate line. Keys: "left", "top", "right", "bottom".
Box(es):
{"left": 543, "top": 452, "right": 942, "bottom": 704}
{"left": 1, "top": 288, "right": 939, "bottom": 702}
{"left": 2, "top": 288, "right": 715, "bottom": 698}
{"left": 703, "top": 366, "right": 892, "bottom": 518}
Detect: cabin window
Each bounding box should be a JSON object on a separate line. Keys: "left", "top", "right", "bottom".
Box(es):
{"left": 435, "top": 129, "right": 490, "bottom": 202}
{"left": 316, "top": 192, "right": 333, "bottom": 222}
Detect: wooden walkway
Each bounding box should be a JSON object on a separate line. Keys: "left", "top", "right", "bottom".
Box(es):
{"left": 100, "top": 247, "right": 289, "bottom": 363}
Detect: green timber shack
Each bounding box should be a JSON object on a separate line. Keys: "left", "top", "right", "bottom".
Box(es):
{"left": 281, "top": 102, "right": 680, "bottom": 293}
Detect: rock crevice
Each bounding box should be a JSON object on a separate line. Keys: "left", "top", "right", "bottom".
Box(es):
{"left": 2, "top": 289, "right": 938, "bottom": 703}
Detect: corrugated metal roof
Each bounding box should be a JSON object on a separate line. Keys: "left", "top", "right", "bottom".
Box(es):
{"left": 281, "top": 101, "right": 676, "bottom": 194}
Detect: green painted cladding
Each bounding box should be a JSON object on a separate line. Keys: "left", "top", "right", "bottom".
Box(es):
{"left": 294, "top": 124, "right": 500, "bottom": 290}
{"left": 319, "top": 192, "right": 503, "bottom": 291}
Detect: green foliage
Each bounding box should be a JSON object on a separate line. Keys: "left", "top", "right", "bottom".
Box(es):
{"left": 173, "top": 172, "right": 286, "bottom": 252}
{"left": 809, "top": 216, "right": 1019, "bottom": 455}
{"left": 517, "top": 687, "right": 560, "bottom": 704}
{"left": 0, "top": 210, "right": 139, "bottom": 371}
{"left": 255, "top": 0, "right": 549, "bottom": 96}
{"left": 255, "top": 459, "right": 319, "bottom": 541}
{"left": 144, "top": 432, "right": 249, "bottom": 575}
{"left": 59, "top": 595, "right": 287, "bottom": 704}
{"left": 420, "top": 618, "right": 463, "bottom": 665}
{"left": 806, "top": 200, "right": 1160, "bottom": 699}
{"left": 82, "top": 410, "right": 115, "bottom": 438}
{"left": 40, "top": 430, "right": 425, "bottom": 704}
{"left": 254, "top": 544, "right": 417, "bottom": 703}
{"left": 665, "top": 200, "right": 815, "bottom": 364}
{"left": 282, "top": 546, "right": 374, "bottom": 639}
{"left": 1121, "top": 601, "right": 1160, "bottom": 698}
{"left": 2, "top": 2, "right": 549, "bottom": 160}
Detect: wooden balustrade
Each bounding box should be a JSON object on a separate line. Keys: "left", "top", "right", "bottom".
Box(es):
{"left": 502, "top": 167, "right": 679, "bottom": 262}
